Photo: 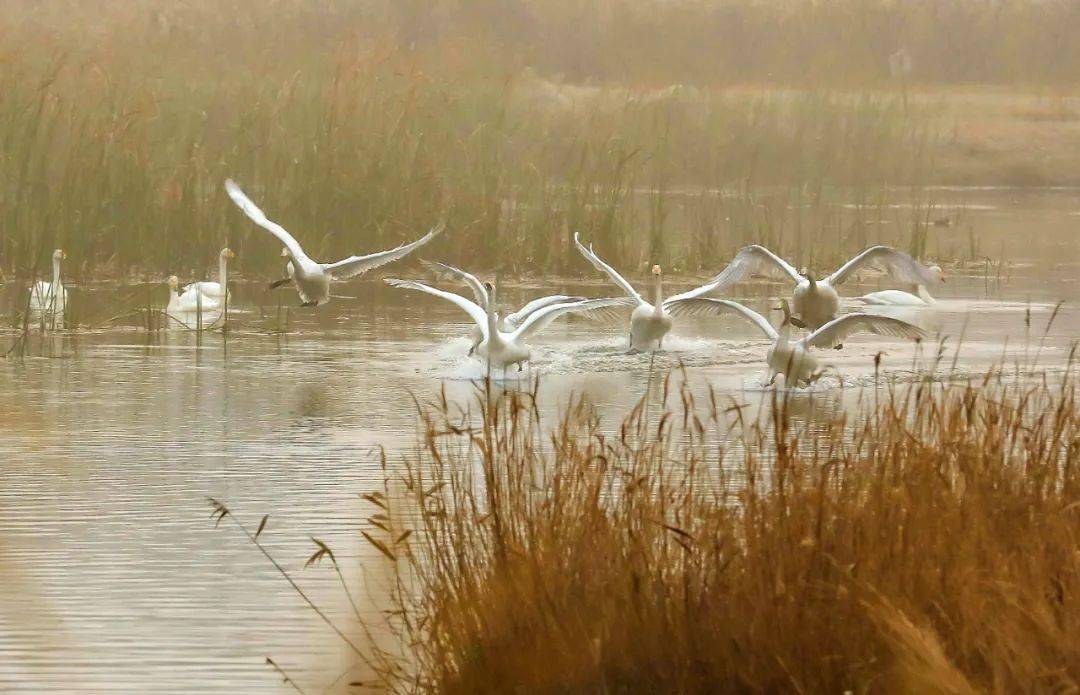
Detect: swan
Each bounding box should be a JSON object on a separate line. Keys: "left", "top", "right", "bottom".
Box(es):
{"left": 573, "top": 232, "right": 731, "bottom": 351}
{"left": 165, "top": 276, "right": 224, "bottom": 328}
{"left": 707, "top": 245, "right": 943, "bottom": 332}
{"left": 385, "top": 274, "right": 625, "bottom": 371}
{"left": 670, "top": 298, "right": 925, "bottom": 386}
{"left": 422, "top": 261, "right": 584, "bottom": 355}
{"left": 29, "top": 249, "right": 68, "bottom": 318}
{"left": 857, "top": 266, "right": 944, "bottom": 306}
{"left": 225, "top": 179, "right": 444, "bottom": 306}
{"left": 181, "top": 248, "right": 235, "bottom": 306}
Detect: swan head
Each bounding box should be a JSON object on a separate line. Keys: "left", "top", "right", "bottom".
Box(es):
{"left": 220, "top": 248, "right": 236, "bottom": 260}
{"left": 651, "top": 264, "right": 662, "bottom": 276}
{"left": 775, "top": 299, "right": 793, "bottom": 326}
{"left": 167, "top": 275, "right": 179, "bottom": 290}
{"left": 280, "top": 247, "right": 291, "bottom": 259}
{"left": 929, "top": 264, "right": 945, "bottom": 283}
{"left": 53, "top": 249, "right": 66, "bottom": 261}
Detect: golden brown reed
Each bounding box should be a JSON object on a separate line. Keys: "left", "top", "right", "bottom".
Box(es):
{"left": 355, "top": 366, "right": 1080, "bottom": 693}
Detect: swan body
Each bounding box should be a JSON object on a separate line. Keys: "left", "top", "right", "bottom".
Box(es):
{"left": 29, "top": 249, "right": 68, "bottom": 320}
{"left": 225, "top": 179, "right": 443, "bottom": 307}
{"left": 165, "top": 276, "right": 224, "bottom": 327}
{"left": 181, "top": 248, "right": 235, "bottom": 306}
{"left": 709, "top": 245, "right": 944, "bottom": 331}
{"left": 573, "top": 232, "right": 730, "bottom": 352}
{"left": 386, "top": 271, "right": 625, "bottom": 370}
{"left": 669, "top": 298, "right": 926, "bottom": 386}
{"left": 857, "top": 272, "right": 941, "bottom": 306}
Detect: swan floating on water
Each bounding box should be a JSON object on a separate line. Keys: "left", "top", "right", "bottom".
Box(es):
{"left": 29, "top": 249, "right": 68, "bottom": 327}
{"left": 181, "top": 248, "right": 234, "bottom": 308}
{"left": 423, "top": 260, "right": 585, "bottom": 355}
{"left": 707, "top": 245, "right": 943, "bottom": 332}
{"left": 856, "top": 267, "right": 944, "bottom": 306}
{"left": 225, "top": 179, "right": 443, "bottom": 307}
{"left": 385, "top": 270, "right": 626, "bottom": 371}
{"left": 165, "top": 276, "right": 223, "bottom": 328}
{"left": 670, "top": 298, "right": 926, "bottom": 386}
{"left": 573, "top": 232, "right": 732, "bottom": 352}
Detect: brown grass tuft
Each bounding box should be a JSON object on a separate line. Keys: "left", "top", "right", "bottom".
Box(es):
{"left": 355, "top": 368, "right": 1080, "bottom": 693}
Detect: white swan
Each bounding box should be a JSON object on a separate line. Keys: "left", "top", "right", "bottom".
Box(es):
{"left": 165, "top": 276, "right": 224, "bottom": 328}
{"left": 670, "top": 298, "right": 925, "bottom": 386}
{"left": 573, "top": 232, "right": 730, "bottom": 352}
{"left": 422, "top": 261, "right": 584, "bottom": 355}
{"left": 857, "top": 266, "right": 944, "bottom": 306}
{"left": 29, "top": 249, "right": 68, "bottom": 319}
{"left": 225, "top": 179, "right": 444, "bottom": 306}
{"left": 181, "top": 248, "right": 235, "bottom": 307}
{"left": 708, "top": 245, "right": 943, "bottom": 331}
{"left": 385, "top": 274, "right": 625, "bottom": 371}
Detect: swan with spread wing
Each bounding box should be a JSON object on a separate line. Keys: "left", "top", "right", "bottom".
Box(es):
{"left": 386, "top": 268, "right": 626, "bottom": 370}
{"left": 225, "top": 179, "right": 443, "bottom": 307}
{"left": 422, "top": 261, "right": 584, "bottom": 356}
{"left": 573, "top": 232, "right": 732, "bottom": 351}
{"left": 669, "top": 298, "right": 926, "bottom": 386}
{"left": 707, "top": 245, "right": 943, "bottom": 332}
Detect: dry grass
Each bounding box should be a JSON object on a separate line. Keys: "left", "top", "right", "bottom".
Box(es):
{"left": 345, "top": 364, "right": 1080, "bottom": 693}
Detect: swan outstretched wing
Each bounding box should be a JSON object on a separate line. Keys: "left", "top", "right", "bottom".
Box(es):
{"left": 505, "top": 294, "right": 584, "bottom": 326}
{"left": 225, "top": 179, "right": 309, "bottom": 262}
{"left": 573, "top": 232, "right": 643, "bottom": 303}
{"left": 827, "top": 246, "right": 940, "bottom": 287}
{"left": 421, "top": 260, "right": 489, "bottom": 308}
{"left": 803, "top": 313, "right": 926, "bottom": 349}
{"left": 322, "top": 222, "right": 445, "bottom": 280}
{"left": 512, "top": 297, "right": 631, "bottom": 341}
{"left": 385, "top": 278, "right": 489, "bottom": 338}
{"left": 703, "top": 245, "right": 804, "bottom": 293}
{"left": 666, "top": 298, "right": 779, "bottom": 341}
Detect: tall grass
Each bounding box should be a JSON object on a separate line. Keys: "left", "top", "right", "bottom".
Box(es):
{"left": 0, "top": 1, "right": 945, "bottom": 282}
{"left": 331, "top": 366, "right": 1080, "bottom": 693}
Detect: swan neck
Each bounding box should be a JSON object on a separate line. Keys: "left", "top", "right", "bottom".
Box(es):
{"left": 653, "top": 274, "right": 664, "bottom": 310}
{"left": 219, "top": 255, "right": 228, "bottom": 288}
{"left": 917, "top": 285, "right": 934, "bottom": 304}
{"left": 52, "top": 257, "right": 61, "bottom": 286}
{"left": 487, "top": 309, "right": 501, "bottom": 343}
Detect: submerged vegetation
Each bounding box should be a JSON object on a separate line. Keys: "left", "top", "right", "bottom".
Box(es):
{"left": 217, "top": 362, "right": 1080, "bottom": 692}
{"left": 5, "top": 0, "right": 1059, "bottom": 282}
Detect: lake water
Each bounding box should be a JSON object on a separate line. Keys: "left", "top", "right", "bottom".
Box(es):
{"left": 1, "top": 187, "right": 1078, "bottom": 693}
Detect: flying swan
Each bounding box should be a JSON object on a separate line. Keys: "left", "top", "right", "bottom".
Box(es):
{"left": 573, "top": 232, "right": 733, "bottom": 352}
{"left": 225, "top": 179, "right": 444, "bottom": 306}
{"left": 669, "top": 298, "right": 926, "bottom": 386}
{"left": 385, "top": 272, "right": 626, "bottom": 370}
{"left": 706, "top": 245, "right": 943, "bottom": 332}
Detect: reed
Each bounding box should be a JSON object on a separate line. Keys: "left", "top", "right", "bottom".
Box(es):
{"left": 0, "top": 1, "right": 947, "bottom": 283}
{"left": 330, "top": 364, "right": 1080, "bottom": 693}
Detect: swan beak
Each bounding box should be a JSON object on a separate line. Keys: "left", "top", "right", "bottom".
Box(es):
{"left": 61, "top": 251, "right": 68, "bottom": 260}
{"left": 280, "top": 248, "right": 290, "bottom": 258}
{"left": 225, "top": 249, "right": 236, "bottom": 259}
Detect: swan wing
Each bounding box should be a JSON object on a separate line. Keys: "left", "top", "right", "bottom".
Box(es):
{"left": 803, "top": 313, "right": 926, "bottom": 350}
{"left": 827, "top": 246, "right": 940, "bottom": 287}
{"left": 384, "top": 278, "right": 489, "bottom": 337}
{"left": 322, "top": 222, "right": 445, "bottom": 280}
{"left": 225, "top": 179, "right": 310, "bottom": 262}
{"left": 573, "top": 232, "right": 643, "bottom": 303}
{"left": 700, "top": 245, "right": 804, "bottom": 295}
{"left": 665, "top": 298, "right": 779, "bottom": 341}
{"left": 420, "top": 260, "right": 488, "bottom": 307}
{"left": 512, "top": 297, "right": 632, "bottom": 341}
{"left": 505, "top": 294, "right": 584, "bottom": 326}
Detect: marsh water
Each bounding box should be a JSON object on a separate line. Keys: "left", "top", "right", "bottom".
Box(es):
{"left": 1, "top": 187, "right": 1079, "bottom": 693}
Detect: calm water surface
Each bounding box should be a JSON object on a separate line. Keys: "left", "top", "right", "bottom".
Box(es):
{"left": 1, "top": 189, "right": 1079, "bottom": 693}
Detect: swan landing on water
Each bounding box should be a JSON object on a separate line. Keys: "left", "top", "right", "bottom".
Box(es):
{"left": 386, "top": 267, "right": 628, "bottom": 371}
{"left": 225, "top": 179, "right": 443, "bottom": 307}
{"left": 706, "top": 245, "right": 944, "bottom": 331}
{"left": 669, "top": 298, "right": 926, "bottom": 387}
